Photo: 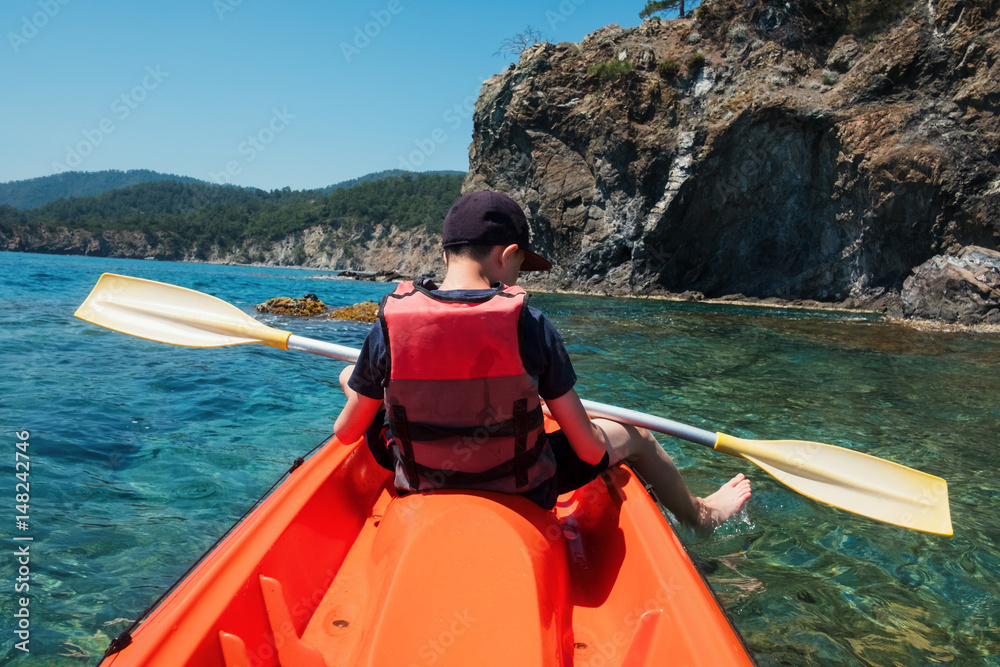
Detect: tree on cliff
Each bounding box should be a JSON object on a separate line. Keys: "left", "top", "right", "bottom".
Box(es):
{"left": 639, "top": 0, "right": 697, "bottom": 20}
{"left": 494, "top": 26, "right": 544, "bottom": 58}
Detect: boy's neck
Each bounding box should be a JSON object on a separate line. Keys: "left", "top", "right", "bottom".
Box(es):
{"left": 437, "top": 258, "right": 501, "bottom": 291}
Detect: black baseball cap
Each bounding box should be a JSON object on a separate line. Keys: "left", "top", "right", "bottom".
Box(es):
{"left": 442, "top": 190, "right": 552, "bottom": 272}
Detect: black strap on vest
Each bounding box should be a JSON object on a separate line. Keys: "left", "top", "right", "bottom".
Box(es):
{"left": 406, "top": 431, "right": 548, "bottom": 487}
{"left": 398, "top": 405, "right": 543, "bottom": 442}
{"left": 391, "top": 405, "right": 420, "bottom": 489}
{"left": 513, "top": 399, "right": 529, "bottom": 488}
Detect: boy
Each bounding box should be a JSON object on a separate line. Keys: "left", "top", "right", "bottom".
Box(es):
{"left": 334, "top": 190, "right": 750, "bottom": 529}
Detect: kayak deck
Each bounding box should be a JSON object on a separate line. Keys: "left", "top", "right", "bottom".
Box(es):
{"left": 101, "top": 431, "right": 754, "bottom": 666}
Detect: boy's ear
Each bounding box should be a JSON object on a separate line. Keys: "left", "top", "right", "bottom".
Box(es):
{"left": 499, "top": 243, "right": 521, "bottom": 267}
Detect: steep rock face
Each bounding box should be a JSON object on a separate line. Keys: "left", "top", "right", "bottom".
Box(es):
{"left": 237, "top": 224, "right": 443, "bottom": 276}
{"left": 2, "top": 223, "right": 445, "bottom": 277}
{"left": 465, "top": 0, "right": 1000, "bottom": 305}
{"left": 901, "top": 245, "right": 1000, "bottom": 324}
{"left": 2, "top": 226, "right": 176, "bottom": 258}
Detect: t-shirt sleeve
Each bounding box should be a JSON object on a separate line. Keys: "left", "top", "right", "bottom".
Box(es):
{"left": 523, "top": 306, "right": 577, "bottom": 400}
{"left": 348, "top": 323, "right": 388, "bottom": 400}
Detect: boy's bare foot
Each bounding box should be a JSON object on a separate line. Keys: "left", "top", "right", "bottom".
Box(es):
{"left": 695, "top": 473, "right": 752, "bottom": 531}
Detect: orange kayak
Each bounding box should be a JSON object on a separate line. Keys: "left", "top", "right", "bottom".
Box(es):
{"left": 99, "top": 424, "right": 755, "bottom": 666}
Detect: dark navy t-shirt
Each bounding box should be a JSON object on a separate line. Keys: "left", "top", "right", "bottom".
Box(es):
{"left": 348, "top": 287, "right": 577, "bottom": 401}
{"left": 347, "top": 285, "right": 578, "bottom": 507}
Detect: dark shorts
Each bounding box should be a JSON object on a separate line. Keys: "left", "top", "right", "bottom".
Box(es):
{"left": 548, "top": 429, "right": 611, "bottom": 494}
{"left": 521, "top": 429, "right": 611, "bottom": 510}
{"left": 367, "top": 416, "right": 610, "bottom": 510}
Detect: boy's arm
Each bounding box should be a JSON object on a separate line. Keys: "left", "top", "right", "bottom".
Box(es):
{"left": 334, "top": 365, "right": 383, "bottom": 444}
{"left": 544, "top": 388, "right": 608, "bottom": 465}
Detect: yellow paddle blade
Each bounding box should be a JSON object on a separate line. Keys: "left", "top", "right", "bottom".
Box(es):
{"left": 714, "top": 433, "right": 953, "bottom": 536}
{"left": 74, "top": 273, "right": 292, "bottom": 350}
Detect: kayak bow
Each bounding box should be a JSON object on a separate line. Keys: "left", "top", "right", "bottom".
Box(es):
{"left": 98, "top": 428, "right": 755, "bottom": 666}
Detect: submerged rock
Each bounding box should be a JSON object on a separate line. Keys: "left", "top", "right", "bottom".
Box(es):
{"left": 256, "top": 294, "right": 328, "bottom": 317}
{"left": 328, "top": 301, "right": 379, "bottom": 323}
{"left": 338, "top": 269, "right": 411, "bottom": 283}
{"left": 901, "top": 247, "right": 1000, "bottom": 325}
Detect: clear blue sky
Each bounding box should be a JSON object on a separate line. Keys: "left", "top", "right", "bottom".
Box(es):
{"left": 2, "top": 0, "right": 645, "bottom": 191}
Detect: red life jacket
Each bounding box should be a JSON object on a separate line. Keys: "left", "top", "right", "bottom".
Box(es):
{"left": 379, "top": 280, "right": 555, "bottom": 494}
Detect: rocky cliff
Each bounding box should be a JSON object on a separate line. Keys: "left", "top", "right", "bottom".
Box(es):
{"left": 3, "top": 223, "right": 446, "bottom": 276}
{"left": 464, "top": 0, "right": 1000, "bottom": 312}
{"left": 3, "top": 226, "right": 173, "bottom": 258}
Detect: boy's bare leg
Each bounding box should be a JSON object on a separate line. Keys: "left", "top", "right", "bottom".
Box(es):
{"left": 593, "top": 419, "right": 751, "bottom": 530}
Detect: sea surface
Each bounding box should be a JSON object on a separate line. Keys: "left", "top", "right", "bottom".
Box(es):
{"left": 1, "top": 251, "right": 999, "bottom": 666}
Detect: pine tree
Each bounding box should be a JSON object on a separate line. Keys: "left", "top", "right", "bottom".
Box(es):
{"left": 639, "top": 0, "right": 686, "bottom": 20}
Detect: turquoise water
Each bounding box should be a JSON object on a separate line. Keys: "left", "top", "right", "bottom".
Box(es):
{"left": 2, "top": 252, "right": 999, "bottom": 665}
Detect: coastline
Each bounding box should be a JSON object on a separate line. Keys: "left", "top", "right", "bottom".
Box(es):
{"left": 523, "top": 284, "right": 883, "bottom": 316}
{"left": 528, "top": 288, "right": 1000, "bottom": 335}
{"left": 9, "top": 249, "right": 999, "bottom": 333}
{"left": 338, "top": 268, "right": 1000, "bottom": 335}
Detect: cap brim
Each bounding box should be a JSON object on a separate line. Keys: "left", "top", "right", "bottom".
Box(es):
{"left": 521, "top": 250, "right": 552, "bottom": 272}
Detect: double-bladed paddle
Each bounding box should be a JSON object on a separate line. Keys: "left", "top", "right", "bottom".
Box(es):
{"left": 75, "top": 273, "right": 953, "bottom": 536}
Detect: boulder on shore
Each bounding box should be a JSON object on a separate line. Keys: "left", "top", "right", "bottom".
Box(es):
{"left": 901, "top": 247, "right": 1000, "bottom": 325}
{"left": 255, "top": 293, "right": 328, "bottom": 316}
{"left": 328, "top": 301, "right": 379, "bottom": 323}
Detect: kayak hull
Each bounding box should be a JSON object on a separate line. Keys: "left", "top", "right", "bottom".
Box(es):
{"left": 100, "top": 431, "right": 754, "bottom": 666}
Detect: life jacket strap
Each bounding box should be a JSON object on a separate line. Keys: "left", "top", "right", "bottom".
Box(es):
{"left": 513, "top": 399, "right": 529, "bottom": 488}
{"left": 390, "top": 405, "right": 420, "bottom": 489}
{"left": 399, "top": 405, "right": 544, "bottom": 442}
{"left": 405, "top": 431, "right": 549, "bottom": 487}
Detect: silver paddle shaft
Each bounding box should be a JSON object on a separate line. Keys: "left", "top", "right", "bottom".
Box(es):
{"left": 579, "top": 400, "right": 719, "bottom": 448}
{"left": 287, "top": 335, "right": 360, "bottom": 363}
{"left": 288, "top": 334, "right": 717, "bottom": 448}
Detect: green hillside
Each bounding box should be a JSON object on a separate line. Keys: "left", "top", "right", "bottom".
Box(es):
{"left": 0, "top": 172, "right": 464, "bottom": 259}
{"left": 319, "top": 169, "right": 466, "bottom": 194}
{"left": 0, "top": 168, "right": 467, "bottom": 210}
{"left": 0, "top": 170, "right": 209, "bottom": 210}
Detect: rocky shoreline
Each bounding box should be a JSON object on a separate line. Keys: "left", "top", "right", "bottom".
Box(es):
{"left": 322, "top": 245, "right": 1000, "bottom": 332}
{"left": 6, "top": 232, "right": 998, "bottom": 330}
{"left": 286, "top": 270, "right": 999, "bottom": 334}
